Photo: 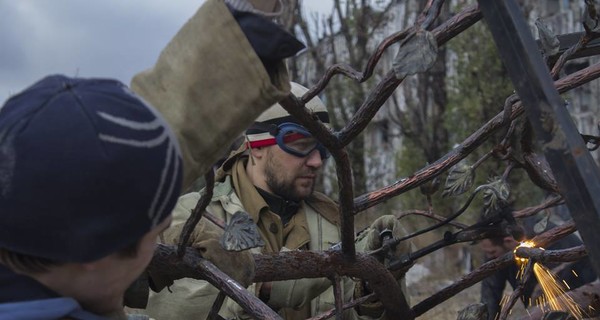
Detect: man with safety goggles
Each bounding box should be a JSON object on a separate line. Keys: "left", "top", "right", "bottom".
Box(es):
{"left": 246, "top": 122, "right": 330, "bottom": 160}
{"left": 143, "top": 82, "right": 411, "bottom": 320}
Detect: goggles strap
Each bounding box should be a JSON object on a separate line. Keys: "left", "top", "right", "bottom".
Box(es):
{"left": 247, "top": 139, "right": 278, "bottom": 151}
{"left": 245, "top": 135, "right": 256, "bottom": 166}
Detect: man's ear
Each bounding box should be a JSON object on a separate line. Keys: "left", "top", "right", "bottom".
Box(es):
{"left": 250, "top": 146, "right": 265, "bottom": 160}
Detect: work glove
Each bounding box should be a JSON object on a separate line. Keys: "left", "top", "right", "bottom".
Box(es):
{"left": 124, "top": 271, "right": 151, "bottom": 308}
{"left": 364, "top": 215, "right": 412, "bottom": 263}
{"left": 355, "top": 215, "right": 413, "bottom": 317}
{"left": 148, "top": 219, "right": 256, "bottom": 292}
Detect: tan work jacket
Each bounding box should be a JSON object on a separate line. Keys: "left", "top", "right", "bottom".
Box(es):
{"left": 143, "top": 157, "right": 394, "bottom": 320}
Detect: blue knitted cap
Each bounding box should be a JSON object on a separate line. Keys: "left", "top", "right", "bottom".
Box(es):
{"left": 0, "top": 75, "right": 183, "bottom": 262}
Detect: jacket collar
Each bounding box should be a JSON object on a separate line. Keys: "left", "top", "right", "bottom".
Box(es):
{"left": 230, "top": 157, "right": 269, "bottom": 224}
{"left": 255, "top": 187, "right": 300, "bottom": 225}
{"left": 0, "top": 264, "right": 107, "bottom": 319}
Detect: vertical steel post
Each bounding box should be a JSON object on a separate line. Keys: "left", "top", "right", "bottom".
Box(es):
{"left": 477, "top": 0, "right": 600, "bottom": 276}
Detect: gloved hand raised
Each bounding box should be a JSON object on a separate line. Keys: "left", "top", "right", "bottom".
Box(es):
{"left": 148, "top": 219, "right": 256, "bottom": 292}
{"left": 354, "top": 215, "right": 413, "bottom": 317}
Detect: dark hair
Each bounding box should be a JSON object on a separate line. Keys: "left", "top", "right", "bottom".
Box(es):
{"left": 0, "top": 249, "right": 61, "bottom": 273}
{"left": 0, "top": 240, "right": 141, "bottom": 273}
{"left": 483, "top": 236, "right": 505, "bottom": 247}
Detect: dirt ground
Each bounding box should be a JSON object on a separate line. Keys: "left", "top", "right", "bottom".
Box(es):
{"left": 405, "top": 245, "right": 482, "bottom": 320}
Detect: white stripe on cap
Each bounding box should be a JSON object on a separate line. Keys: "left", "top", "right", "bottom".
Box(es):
{"left": 246, "top": 132, "right": 274, "bottom": 142}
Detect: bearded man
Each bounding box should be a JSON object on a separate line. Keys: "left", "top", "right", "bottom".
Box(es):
{"left": 143, "top": 82, "right": 412, "bottom": 320}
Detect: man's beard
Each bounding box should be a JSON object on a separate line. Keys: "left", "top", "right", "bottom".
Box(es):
{"left": 264, "top": 157, "right": 315, "bottom": 202}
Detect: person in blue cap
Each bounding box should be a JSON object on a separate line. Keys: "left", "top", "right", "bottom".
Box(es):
{"left": 0, "top": 0, "right": 302, "bottom": 318}
{"left": 0, "top": 76, "right": 182, "bottom": 320}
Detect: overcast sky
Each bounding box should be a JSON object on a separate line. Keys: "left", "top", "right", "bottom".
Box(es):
{"left": 0, "top": 0, "right": 332, "bottom": 103}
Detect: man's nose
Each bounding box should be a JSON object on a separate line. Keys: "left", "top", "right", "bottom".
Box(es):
{"left": 305, "top": 149, "right": 323, "bottom": 168}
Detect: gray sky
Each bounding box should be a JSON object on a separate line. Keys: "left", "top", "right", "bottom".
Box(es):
{"left": 1, "top": 0, "right": 331, "bottom": 103}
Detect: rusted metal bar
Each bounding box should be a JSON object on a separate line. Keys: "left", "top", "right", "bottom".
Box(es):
{"left": 410, "top": 222, "right": 577, "bottom": 316}
{"left": 207, "top": 292, "right": 227, "bottom": 320}
{"left": 542, "top": 32, "right": 600, "bottom": 63}
{"left": 516, "top": 245, "right": 588, "bottom": 264}
{"left": 337, "top": 4, "right": 482, "bottom": 147}
{"left": 331, "top": 275, "right": 344, "bottom": 320}
{"left": 177, "top": 169, "right": 215, "bottom": 257}
{"left": 307, "top": 294, "right": 376, "bottom": 320}
{"left": 498, "top": 260, "right": 535, "bottom": 320}
{"left": 253, "top": 250, "right": 414, "bottom": 320}
{"left": 387, "top": 227, "right": 506, "bottom": 271}
{"left": 412, "top": 251, "right": 514, "bottom": 317}
{"left": 151, "top": 244, "right": 413, "bottom": 319}
{"left": 278, "top": 95, "right": 356, "bottom": 260}
{"left": 149, "top": 224, "right": 578, "bottom": 318}
{"left": 516, "top": 280, "right": 600, "bottom": 320}
{"left": 478, "top": 0, "right": 600, "bottom": 278}
{"left": 354, "top": 60, "right": 600, "bottom": 212}
{"left": 149, "top": 244, "right": 282, "bottom": 320}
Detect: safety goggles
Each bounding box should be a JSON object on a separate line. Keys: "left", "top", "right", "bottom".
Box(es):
{"left": 247, "top": 122, "right": 330, "bottom": 159}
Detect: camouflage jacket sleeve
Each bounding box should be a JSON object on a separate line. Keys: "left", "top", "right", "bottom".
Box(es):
{"left": 130, "top": 0, "right": 290, "bottom": 189}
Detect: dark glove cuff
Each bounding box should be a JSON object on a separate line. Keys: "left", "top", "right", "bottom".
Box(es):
{"left": 356, "top": 301, "right": 385, "bottom": 318}
{"left": 224, "top": 0, "right": 283, "bottom": 17}
{"left": 123, "top": 272, "right": 150, "bottom": 309}
{"left": 146, "top": 269, "right": 174, "bottom": 293}
{"left": 226, "top": 5, "right": 305, "bottom": 62}
{"left": 354, "top": 280, "right": 385, "bottom": 318}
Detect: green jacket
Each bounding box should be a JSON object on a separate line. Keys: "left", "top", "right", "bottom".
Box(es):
{"left": 142, "top": 157, "right": 405, "bottom": 320}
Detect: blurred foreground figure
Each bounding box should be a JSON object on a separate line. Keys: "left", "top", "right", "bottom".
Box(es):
{"left": 0, "top": 0, "right": 297, "bottom": 318}
{"left": 0, "top": 75, "right": 182, "bottom": 319}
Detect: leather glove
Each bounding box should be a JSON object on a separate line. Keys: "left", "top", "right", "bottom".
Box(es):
{"left": 355, "top": 215, "right": 413, "bottom": 317}
{"left": 148, "top": 219, "right": 256, "bottom": 292}
{"left": 361, "top": 215, "right": 414, "bottom": 284}
{"left": 124, "top": 271, "right": 150, "bottom": 308}
{"left": 365, "top": 215, "right": 412, "bottom": 260}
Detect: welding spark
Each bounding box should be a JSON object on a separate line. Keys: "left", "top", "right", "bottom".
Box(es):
{"left": 513, "top": 241, "right": 586, "bottom": 319}
{"left": 497, "top": 295, "right": 509, "bottom": 320}
{"left": 514, "top": 240, "right": 536, "bottom": 265}
{"left": 514, "top": 241, "right": 536, "bottom": 280}
{"left": 533, "top": 263, "right": 583, "bottom": 319}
